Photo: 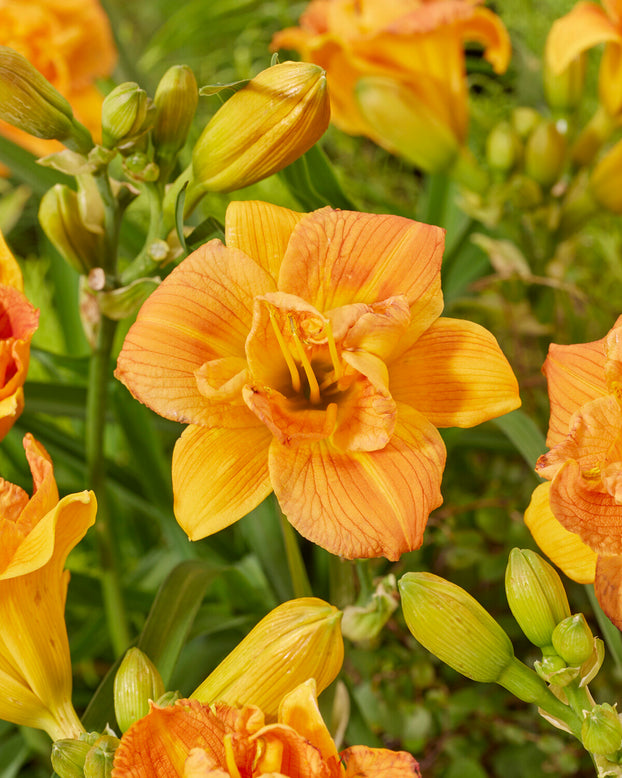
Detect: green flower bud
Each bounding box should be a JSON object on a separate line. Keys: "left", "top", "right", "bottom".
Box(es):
{"left": 83, "top": 735, "right": 119, "bottom": 778}
{"left": 512, "top": 107, "right": 540, "bottom": 140}
{"left": 341, "top": 574, "right": 398, "bottom": 643}
{"left": 524, "top": 120, "right": 567, "bottom": 188}
{"left": 113, "top": 648, "right": 165, "bottom": 733}
{"left": 96, "top": 277, "right": 161, "bottom": 321}
{"left": 590, "top": 138, "right": 622, "bottom": 214}
{"left": 505, "top": 548, "right": 571, "bottom": 649}
{"left": 190, "top": 61, "right": 330, "bottom": 194}
{"left": 153, "top": 65, "right": 198, "bottom": 161}
{"left": 51, "top": 738, "right": 91, "bottom": 778}
{"left": 552, "top": 614, "right": 594, "bottom": 667}
{"left": 155, "top": 690, "right": 181, "bottom": 707}
{"left": 486, "top": 121, "right": 521, "bottom": 173}
{"left": 399, "top": 572, "right": 514, "bottom": 682}
{"left": 544, "top": 53, "right": 586, "bottom": 112}
{"left": 534, "top": 654, "right": 579, "bottom": 687}
{"left": 582, "top": 704, "right": 622, "bottom": 756}
{"left": 102, "top": 82, "right": 150, "bottom": 149}
{"left": 0, "top": 46, "right": 92, "bottom": 152}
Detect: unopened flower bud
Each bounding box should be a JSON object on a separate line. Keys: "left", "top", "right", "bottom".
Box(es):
{"left": 83, "top": 734, "right": 119, "bottom": 778}
{"left": 512, "top": 107, "right": 540, "bottom": 140}
{"left": 341, "top": 574, "right": 398, "bottom": 642}
{"left": 535, "top": 653, "right": 578, "bottom": 687}
{"left": 97, "top": 277, "right": 161, "bottom": 320}
{"left": 552, "top": 614, "right": 594, "bottom": 667}
{"left": 582, "top": 704, "right": 622, "bottom": 756}
{"left": 486, "top": 121, "right": 521, "bottom": 173}
{"left": 0, "top": 46, "right": 92, "bottom": 152}
{"left": 505, "top": 548, "right": 571, "bottom": 649}
{"left": 51, "top": 738, "right": 91, "bottom": 778}
{"left": 590, "top": 138, "right": 622, "bottom": 214}
{"left": 114, "top": 648, "right": 165, "bottom": 733}
{"left": 191, "top": 597, "right": 343, "bottom": 718}
{"left": 153, "top": 65, "right": 198, "bottom": 161}
{"left": 525, "top": 120, "right": 567, "bottom": 188}
{"left": 544, "top": 53, "right": 586, "bottom": 112}
{"left": 399, "top": 572, "right": 514, "bottom": 682}
{"left": 102, "top": 82, "right": 150, "bottom": 149}
{"left": 190, "top": 61, "right": 330, "bottom": 194}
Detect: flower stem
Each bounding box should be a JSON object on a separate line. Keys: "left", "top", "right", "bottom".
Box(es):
{"left": 279, "top": 512, "right": 312, "bottom": 598}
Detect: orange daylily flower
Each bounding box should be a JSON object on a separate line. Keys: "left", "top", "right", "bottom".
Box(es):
{"left": 0, "top": 0, "right": 117, "bottom": 160}
{"left": 271, "top": 0, "right": 511, "bottom": 172}
{"left": 111, "top": 678, "right": 421, "bottom": 777}
{"left": 116, "top": 202, "right": 520, "bottom": 561}
{"left": 546, "top": 0, "right": 622, "bottom": 117}
{"left": 524, "top": 316, "right": 622, "bottom": 626}
{"left": 0, "top": 434, "right": 96, "bottom": 739}
{"left": 0, "top": 230, "right": 39, "bottom": 440}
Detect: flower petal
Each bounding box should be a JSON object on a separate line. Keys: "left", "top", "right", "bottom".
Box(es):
{"left": 457, "top": 6, "right": 512, "bottom": 74}
{"left": 545, "top": 1, "right": 620, "bottom": 76}
{"left": 524, "top": 481, "right": 596, "bottom": 584}
{"left": 594, "top": 554, "right": 622, "bottom": 629}
{"left": 172, "top": 424, "right": 273, "bottom": 541}
{"left": 0, "top": 230, "right": 23, "bottom": 291}
{"left": 278, "top": 209, "right": 444, "bottom": 343}
{"left": 389, "top": 317, "right": 520, "bottom": 427}
{"left": 115, "top": 240, "right": 275, "bottom": 425}
{"left": 341, "top": 744, "right": 421, "bottom": 777}
{"left": 269, "top": 403, "right": 446, "bottom": 560}
{"left": 224, "top": 200, "right": 305, "bottom": 282}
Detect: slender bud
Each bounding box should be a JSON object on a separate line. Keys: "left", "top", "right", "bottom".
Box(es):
{"left": 544, "top": 53, "right": 586, "bottom": 112}
{"left": 486, "top": 121, "right": 521, "bottom": 174}
{"left": 552, "top": 614, "right": 594, "bottom": 667}
{"left": 342, "top": 574, "right": 398, "bottom": 642}
{"left": 524, "top": 120, "right": 567, "bottom": 188}
{"left": 0, "top": 46, "right": 92, "bottom": 152}
{"left": 51, "top": 738, "right": 91, "bottom": 778}
{"left": 153, "top": 65, "right": 198, "bottom": 161}
{"left": 399, "top": 572, "right": 514, "bottom": 683}
{"left": 582, "top": 704, "right": 622, "bottom": 756}
{"left": 113, "top": 648, "right": 165, "bottom": 733}
{"left": 102, "top": 82, "right": 151, "bottom": 149}
{"left": 190, "top": 61, "right": 330, "bottom": 194}
{"left": 505, "top": 548, "right": 571, "bottom": 649}
{"left": 191, "top": 598, "right": 343, "bottom": 718}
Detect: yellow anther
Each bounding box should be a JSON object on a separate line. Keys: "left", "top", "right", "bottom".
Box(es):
{"left": 289, "top": 315, "right": 321, "bottom": 404}
{"left": 224, "top": 733, "right": 242, "bottom": 778}
{"left": 268, "top": 306, "right": 301, "bottom": 394}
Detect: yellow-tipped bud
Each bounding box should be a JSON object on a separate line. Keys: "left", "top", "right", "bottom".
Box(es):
{"left": 486, "top": 121, "right": 521, "bottom": 174}
{"left": 505, "top": 548, "right": 571, "bottom": 649}
{"left": 191, "top": 597, "right": 343, "bottom": 718}
{"left": 113, "top": 648, "right": 165, "bottom": 733}
{"left": 524, "top": 120, "right": 567, "bottom": 188}
{"left": 153, "top": 65, "right": 198, "bottom": 161}
{"left": 552, "top": 614, "right": 594, "bottom": 667}
{"left": 544, "top": 53, "right": 586, "bottom": 113}
{"left": 102, "top": 82, "right": 151, "bottom": 149}
{"left": 51, "top": 738, "right": 91, "bottom": 778}
{"left": 399, "top": 572, "right": 514, "bottom": 683}
{"left": 0, "top": 46, "right": 92, "bottom": 152}
{"left": 190, "top": 61, "right": 330, "bottom": 193}
{"left": 582, "top": 704, "right": 622, "bottom": 756}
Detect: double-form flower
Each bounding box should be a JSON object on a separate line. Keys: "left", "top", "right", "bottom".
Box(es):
{"left": 525, "top": 317, "right": 622, "bottom": 626}
{"left": 111, "top": 678, "right": 420, "bottom": 777}
{"left": 0, "top": 230, "right": 39, "bottom": 440}
{"left": 271, "top": 0, "right": 511, "bottom": 172}
{"left": 0, "top": 434, "right": 96, "bottom": 739}
{"left": 116, "top": 201, "right": 519, "bottom": 560}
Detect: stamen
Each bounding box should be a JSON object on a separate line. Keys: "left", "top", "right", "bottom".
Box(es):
{"left": 268, "top": 306, "right": 301, "bottom": 394}
{"left": 224, "top": 733, "right": 242, "bottom": 778}
{"left": 325, "top": 401, "right": 338, "bottom": 435}
{"left": 289, "top": 315, "right": 321, "bottom": 404}
{"left": 325, "top": 319, "right": 342, "bottom": 380}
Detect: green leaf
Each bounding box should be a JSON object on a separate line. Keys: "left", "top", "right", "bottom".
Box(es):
{"left": 278, "top": 144, "right": 355, "bottom": 211}
{"left": 0, "top": 734, "right": 29, "bottom": 778}
{"left": 174, "top": 181, "right": 188, "bottom": 255}
{"left": 0, "top": 136, "right": 71, "bottom": 194}
{"left": 492, "top": 409, "right": 546, "bottom": 473}
{"left": 199, "top": 79, "right": 249, "bottom": 96}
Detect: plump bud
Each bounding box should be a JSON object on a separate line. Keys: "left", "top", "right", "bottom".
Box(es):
{"left": 191, "top": 597, "right": 343, "bottom": 718}
{"left": 544, "top": 53, "right": 586, "bottom": 112}
{"left": 153, "top": 65, "right": 198, "bottom": 161}
{"left": 552, "top": 614, "right": 594, "bottom": 667}
{"left": 113, "top": 648, "right": 165, "bottom": 733}
{"left": 512, "top": 107, "right": 540, "bottom": 140}
{"left": 102, "top": 82, "right": 150, "bottom": 149}
{"left": 505, "top": 548, "right": 571, "bottom": 649}
{"left": 399, "top": 572, "right": 514, "bottom": 682}
{"left": 582, "top": 704, "right": 622, "bottom": 756}
{"left": 524, "top": 120, "right": 567, "bottom": 188}
{"left": 51, "top": 738, "right": 91, "bottom": 778}
{"left": 0, "top": 46, "right": 91, "bottom": 152}
{"left": 39, "top": 184, "right": 105, "bottom": 274}
{"left": 190, "top": 61, "right": 330, "bottom": 193}
{"left": 590, "top": 138, "right": 622, "bottom": 214}
{"left": 535, "top": 653, "right": 579, "bottom": 688}
{"left": 486, "top": 121, "right": 521, "bottom": 173}
{"left": 83, "top": 735, "right": 119, "bottom": 778}
{"left": 341, "top": 574, "right": 398, "bottom": 642}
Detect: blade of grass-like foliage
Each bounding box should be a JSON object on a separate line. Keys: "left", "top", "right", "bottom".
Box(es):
{"left": 0, "top": 137, "right": 70, "bottom": 194}
{"left": 0, "top": 734, "right": 29, "bottom": 778}
{"left": 278, "top": 144, "right": 355, "bottom": 211}
{"left": 586, "top": 585, "right": 622, "bottom": 674}
{"left": 442, "top": 240, "right": 490, "bottom": 304}
{"left": 492, "top": 409, "right": 546, "bottom": 473}
{"left": 43, "top": 241, "right": 91, "bottom": 356}
{"left": 23, "top": 381, "right": 88, "bottom": 418}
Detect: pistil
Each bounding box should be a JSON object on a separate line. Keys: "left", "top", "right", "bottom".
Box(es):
{"left": 224, "top": 733, "right": 242, "bottom": 778}
{"left": 289, "top": 315, "right": 321, "bottom": 404}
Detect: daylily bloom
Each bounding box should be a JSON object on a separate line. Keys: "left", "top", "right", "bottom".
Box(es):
{"left": 111, "top": 678, "right": 421, "bottom": 777}
{"left": 0, "top": 434, "right": 96, "bottom": 739}
{"left": 524, "top": 317, "right": 622, "bottom": 626}
{"left": 0, "top": 230, "right": 39, "bottom": 440}
{"left": 0, "top": 0, "right": 116, "bottom": 160}
{"left": 116, "top": 202, "right": 520, "bottom": 560}
{"left": 546, "top": 0, "right": 622, "bottom": 118}
{"left": 271, "top": 0, "right": 511, "bottom": 172}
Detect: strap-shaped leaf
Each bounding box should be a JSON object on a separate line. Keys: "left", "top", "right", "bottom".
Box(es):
{"left": 493, "top": 409, "right": 546, "bottom": 474}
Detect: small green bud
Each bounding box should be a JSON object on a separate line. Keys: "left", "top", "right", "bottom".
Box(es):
{"left": 486, "top": 121, "right": 521, "bottom": 173}
{"left": 113, "top": 648, "right": 165, "bottom": 733}
{"left": 0, "top": 46, "right": 92, "bottom": 152}
{"left": 51, "top": 738, "right": 91, "bottom": 778}
{"left": 155, "top": 689, "right": 181, "bottom": 707}
{"left": 83, "top": 735, "right": 119, "bottom": 778}
{"left": 96, "top": 277, "right": 161, "bottom": 321}
{"left": 552, "top": 614, "right": 594, "bottom": 667}
{"left": 524, "top": 120, "right": 567, "bottom": 188}
{"left": 582, "top": 704, "right": 622, "bottom": 756}
{"left": 544, "top": 53, "right": 586, "bottom": 112}
{"left": 512, "top": 107, "right": 540, "bottom": 140}
{"left": 102, "top": 82, "right": 150, "bottom": 149}
{"left": 505, "top": 548, "right": 571, "bottom": 649}
{"left": 153, "top": 65, "right": 198, "bottom": 161}
{"left": 534, "top": 654, "right": 579, "bottom": 687}
{"left": 341, "top": 574, "right": 398, "bottom": 643}
{"left": 399, "top": 572, "right": 514, "bottom": 682}
{"left": 590, "top": 138, "right": 622, "bottom": 214}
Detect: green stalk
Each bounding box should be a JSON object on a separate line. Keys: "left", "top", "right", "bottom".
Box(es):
{"left": 279, "top": 512, "right": 313, "bottom": 599}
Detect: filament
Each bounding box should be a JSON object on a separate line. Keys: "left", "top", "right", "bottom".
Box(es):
{"left": 268, "top": 306, "right": 301, "bottom": 394}
{"left": 289, "top": 315, "right": 321, "bottom": 404}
